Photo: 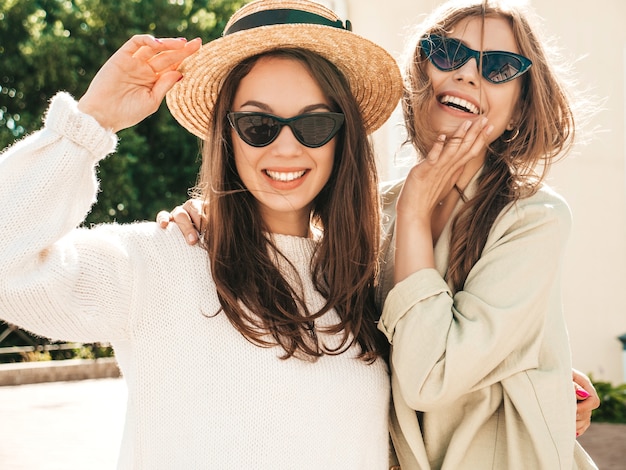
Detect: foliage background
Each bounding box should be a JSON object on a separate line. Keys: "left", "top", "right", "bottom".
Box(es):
{"left": 0, "top": 0, "right": 247, "bottom": 223}
{"left": 0, "top": 0, "right": 247, "bottom": 357}
{"left": 589, "top": 377, "right": 626, "bottom": 424}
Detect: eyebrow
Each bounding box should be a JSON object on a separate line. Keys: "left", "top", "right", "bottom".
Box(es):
{"left": 446, "top": 35, "right": 520, "bottom": 54}
{"left": 237, "top": 100, "right": 332, "bottom": 114}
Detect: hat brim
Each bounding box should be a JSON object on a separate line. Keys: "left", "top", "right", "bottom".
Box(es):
{"left": 166, "top": 23, "right": 402, "bottom": 140}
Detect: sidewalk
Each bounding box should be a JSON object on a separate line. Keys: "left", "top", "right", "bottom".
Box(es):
{"left": 577, "top": 421, "right": 626, "bottom": 470}
{"left": 0, "top": 378, "right": 126, "bottom": 470}
{"left": 0, "top": 375, "right": 623, "bottom": 469}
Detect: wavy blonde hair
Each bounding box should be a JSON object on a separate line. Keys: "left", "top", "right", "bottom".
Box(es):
{"left": 402, "top": 0, "right": 576, "bottom": 292}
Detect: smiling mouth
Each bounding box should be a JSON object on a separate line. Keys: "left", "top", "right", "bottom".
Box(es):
{"left": 439, "top": 95, "right": 480, "bottom": 115}
{"left": 264, "top": 170, "right": 307, "bottom": 182}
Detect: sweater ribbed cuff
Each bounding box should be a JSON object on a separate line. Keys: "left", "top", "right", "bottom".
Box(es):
{"left": 44, "top": 92, "right": 118, "bottom": 158}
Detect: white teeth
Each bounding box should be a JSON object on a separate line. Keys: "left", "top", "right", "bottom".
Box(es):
{"left": 440, "top": 95, "right": 480, "bottom": 115}
{"left": 265, "top": 170, "right": 306, "bottom": 182}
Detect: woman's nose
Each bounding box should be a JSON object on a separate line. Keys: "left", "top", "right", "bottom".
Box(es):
{"left": 269, "top": 125, "right": 304, "bottom": 155}
{"left": 453, "top": 58, "right": 480, "bottom": 86}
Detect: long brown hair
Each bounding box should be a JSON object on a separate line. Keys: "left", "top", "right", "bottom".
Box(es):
{"left": 402, "top": 0, "right": 575, "bottom": 292}
{"left": 193, "top": 49, "right": 382, "bottom": 361}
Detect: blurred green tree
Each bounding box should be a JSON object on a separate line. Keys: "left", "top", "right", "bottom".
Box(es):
{"left": 0, "top": 0, "right": 248, "bottom": 360}
{"left": 0, "top": 0, "right": 247, "bottom": 224}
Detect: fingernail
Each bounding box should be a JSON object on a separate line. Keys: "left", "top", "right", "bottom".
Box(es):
{"left": 438, "top": 134, "right": 446, "bottom": 142}
{"left": 463, "top": 120, "right": 472, "bottom": 131}
{"left": 576, "top": 389, "right": 590, "bottom": 399}
{"left": 178, "top": 37, "right": 188, "bottom": 42}
{"left": 176, "top": 74, "right": 184, "bottom": 82}
{"left": 485, "top": 124, "right": 494, "bottom": 135}
{"left": 576, "top": 432, "right": 579, "bottom": 437}
{"left": 187, "top": 233, "right": 197, "bottom": 244}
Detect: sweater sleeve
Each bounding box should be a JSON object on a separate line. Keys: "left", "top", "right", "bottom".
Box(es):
{"left": 0, "top": 92, "right": 134, "bottom": 342}
{"left": 378, "top": 190, "right": 572, "bottom": 411}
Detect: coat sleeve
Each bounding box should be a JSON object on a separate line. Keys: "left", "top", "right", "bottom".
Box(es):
{"left": 378, "top": 192, "right": 572, "bottom": 411}
{"left": 0, "top": 92, "right": 134, "bottom": 343}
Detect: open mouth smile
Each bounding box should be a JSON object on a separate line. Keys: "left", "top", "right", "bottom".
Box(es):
{"left": 439, "top": 95, "right": 481, "bottom": 115}
{"left": 264, "top": 170, "right": 307, "bottom": 182}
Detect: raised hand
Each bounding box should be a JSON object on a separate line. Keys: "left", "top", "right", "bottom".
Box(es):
{"left": 397, "top": 117, "right": 492, "bottom": 223}
{"left": 393, "top": 118, "right": 492, "bottom": 283}
{"left": 78, "top": 35, "right": 202, "bottom": 133}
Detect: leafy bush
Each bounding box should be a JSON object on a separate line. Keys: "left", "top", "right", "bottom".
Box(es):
{"left": 591, "top": 377, "right": 626, "bottom": 424}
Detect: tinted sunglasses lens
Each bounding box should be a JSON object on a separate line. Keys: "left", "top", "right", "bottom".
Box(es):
{"left": 292, "top": 114, "right": 343, "bottom": 148}
{"left": 483, "top": 54, "right": 527, "bottom": 83}
{"left": 423, "top": 36, "right": 469, "bottom": 70}
{"left": 422, "top": 35, "right": 531, "bottom": 84}
{"left": 230, "top": 113, "right": 344, "bottom": 148}
{"left": 233, "top": 114, "right": 280, "bottom": 146}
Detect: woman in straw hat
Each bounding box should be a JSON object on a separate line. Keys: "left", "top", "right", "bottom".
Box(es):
{"left": 161, "top": 0, "right": 600, "bottom": 469}
{"left": 0, "top": 0, "right": 404, "bottom": 468}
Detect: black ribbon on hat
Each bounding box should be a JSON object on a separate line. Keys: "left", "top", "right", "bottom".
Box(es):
{"left": 225, "top": 8, "right": 352, "bottom": 36}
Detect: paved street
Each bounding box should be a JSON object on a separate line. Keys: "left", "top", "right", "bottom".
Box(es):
{"left": 0, "top": 378, "right": 126, "bottom": 470}
{"left": 0, "top": 377, "right": 623, "bottom": 469}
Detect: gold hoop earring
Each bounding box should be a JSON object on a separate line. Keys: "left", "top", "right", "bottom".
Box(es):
{"left": 502, "top": 127, "right": 520, "bottom": 143}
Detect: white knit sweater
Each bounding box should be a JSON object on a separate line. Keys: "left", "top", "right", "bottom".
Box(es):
{"left": 0, "top": 93, "right": 390, "bottom": 469}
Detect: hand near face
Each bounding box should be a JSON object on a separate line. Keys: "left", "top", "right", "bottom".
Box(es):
{"left": 78, "top": 35, "right": 202, "bottom": 133}
{"left": 397, "top": 118, "right": 492, "bottom": 222}
{"left": 392, "top": 118, "right": 492, "bottom": 283}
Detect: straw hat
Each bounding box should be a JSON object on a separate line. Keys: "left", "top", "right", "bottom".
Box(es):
{"left": 166, "top": 0, "right": 402, "bottom": 139}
